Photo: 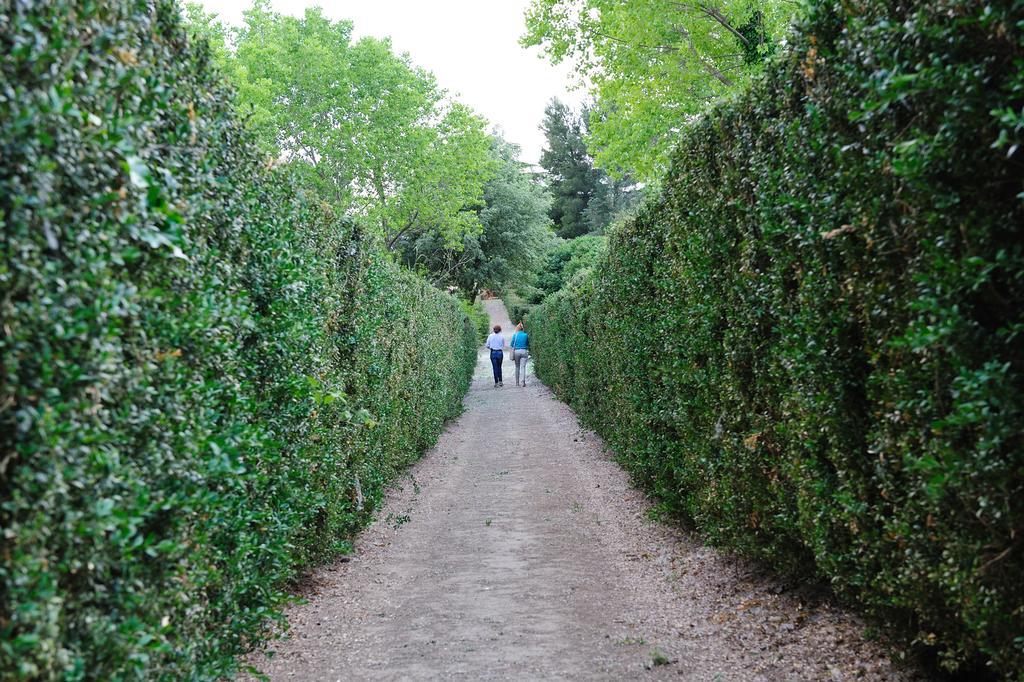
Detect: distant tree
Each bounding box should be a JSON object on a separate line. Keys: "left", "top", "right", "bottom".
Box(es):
{"left": 539, "top": 99, "right": 598, "bottom": 238}
{"left": 539, "top": 99, "right": 639, "bottom": 237}
{"left": 522, "top": 0, "right": 794, "bottom": 181}
{"left": 533, "top": 235, "right": 608, "bottom": 300}
{"left": 402, "top": 135, "right": 554, "bottom": 298}
{"left": 585, "top": 173, "right": 641, "bottom": 234}
{"left": 186, "top": 2, "right": 495, "bottom": 250}
{"left": 183, "top": 3, "right": 277, "bottom": 153}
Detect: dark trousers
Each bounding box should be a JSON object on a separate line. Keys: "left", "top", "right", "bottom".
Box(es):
{"left": 489, "top": 350, "right": 503, "bottom": 383}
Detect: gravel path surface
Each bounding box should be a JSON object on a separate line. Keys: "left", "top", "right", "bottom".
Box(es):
{"left": 242, "top": 299, "right": 921, "bottom": 681}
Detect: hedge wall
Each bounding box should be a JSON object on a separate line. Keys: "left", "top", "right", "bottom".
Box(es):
{"left": 0, "top": 2, "right": 475, "bottom": 679}
{"left": 530, "top": 0, "right": 1023, "bottom": 675}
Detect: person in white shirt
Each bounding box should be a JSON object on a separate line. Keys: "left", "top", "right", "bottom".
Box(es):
{"left": 485, "top": 325, "right": 506, "bottom": 387}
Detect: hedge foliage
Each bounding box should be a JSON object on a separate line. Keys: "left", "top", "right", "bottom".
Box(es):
{"left": 0, "top": 2, "right": 475, "bottom": 679}
{"left": 530, "top": 0, "right": 1023, "bottom": 675}
{"left": 463, "top": 299, "right": 491, "bottom": 343}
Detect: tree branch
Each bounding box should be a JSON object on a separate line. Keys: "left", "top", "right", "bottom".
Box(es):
{"left": 586, "top": 17, "right": 736, "bottom": 86}
{"left": 386, "top": 208, "right": 420, "bottom": 250}
{"left": 676, "top": 25, "right": 734, "bottom": 86}
{"left": 590, "top": 29, "right": 681, "bottom": 53}
{"left": 671, "top": 2, "right": 751, "bottom": 46}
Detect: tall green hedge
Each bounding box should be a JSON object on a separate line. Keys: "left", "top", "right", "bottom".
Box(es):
{"left": 0, "top": 2, "right": 475, "bottom": 678}
{"left": 530, "top": 0, "right": 1023, "bottom": 675}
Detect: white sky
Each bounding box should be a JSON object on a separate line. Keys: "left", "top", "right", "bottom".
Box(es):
{"left": 192, "top": 0, "right": 587, "bottom": 165}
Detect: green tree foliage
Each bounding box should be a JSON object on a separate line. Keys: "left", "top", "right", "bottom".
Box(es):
{"left": 507, "top": 235, "right": 607, "bottom": 326}
{"left": 523, "top": 0, "right": 795, "bottom": 180}
{"left": 192, "top": 2, "right": 495, "bottom": 249}
{"left": 182, "top": 3, "right": 278, "bottom": 152}
{"left": 528, "top": 0, "right": 1024, "bottom": 675}
{"left": 539, "top": 99, "right": 638, "bottom": 237}
{"left": 533, "top": 235, "right": 607, "bottom": 300}
{"left": 0, "top": 2, "right": 476, "bottom": 677}
{"left": 402, "top": 135, "right": 553, "bottom": 298}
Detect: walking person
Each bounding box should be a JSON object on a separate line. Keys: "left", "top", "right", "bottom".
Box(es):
{"left": 485, "top": 324, "right": 505, "bottom": 387}
{"left": 511, "top": 322, "right": 529, "bottom": 387}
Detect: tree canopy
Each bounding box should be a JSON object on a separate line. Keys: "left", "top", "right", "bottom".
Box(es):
{"left": 522, "top": 0, "right": 795, "bottom": 180}
{"left": 401, "top": 135, "right": 554, "bottom": 297}
{"left": 188, "top": 2, "right": 496, "bottom": 250}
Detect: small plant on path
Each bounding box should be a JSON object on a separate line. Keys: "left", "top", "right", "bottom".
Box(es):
{"left": 650, "top": 648, "right": 670, "bottom": 667}
{"left": 386, "top": 512, "right": 412, "bottom": 529}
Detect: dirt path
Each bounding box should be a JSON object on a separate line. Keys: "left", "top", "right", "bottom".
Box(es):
{"left": 243, "top": 300, "right": 919, "bottom": 681}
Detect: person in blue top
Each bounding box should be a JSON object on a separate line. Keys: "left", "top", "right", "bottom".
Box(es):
{"left": 485, "top": 324, "right": 505, "bottom": 387}
{"left": 510, "top": 322, "right": 529, "bottom": 387}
